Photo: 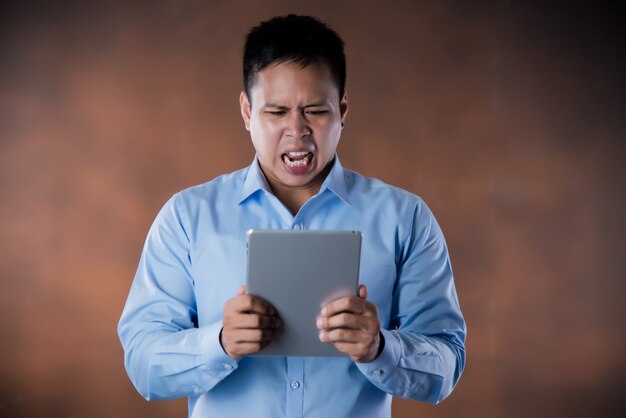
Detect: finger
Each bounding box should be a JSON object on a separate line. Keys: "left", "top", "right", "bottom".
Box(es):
{"left": 330, "top": 341, "right": 377, "bottom": 362}
{"left": 317, "top": 312, "right": 370, "bottom": 330}
{"left": 321, "top": 295, "right": 366, "bottom": 317}
{"left": 232, "top": 294, "right": 276, "bottom": 315}
{"left": 231, "top": 328, "right": 279, "bottom": 343}
{"left": 228, "top": 341, "right": 269, "bottom": 357}
{"left": 233, "top": 313, "right": 282, "bottom": 329}
{"left": 329, "top": 341, "right": 357, "bottom": 355}
{"left": 319, "top": 328, "right": 373, "bottom": 344}
{"left": 221, "top": 325, "right": 280, "bottom": 359}
{"left": 358, "top": 284, "right": 368, "bottom": 299}
{"left": 237, "top": 285, "right": 246, "bottom": 296}
{"left": 330, "top": 341, "right": 367, "bottom": 355}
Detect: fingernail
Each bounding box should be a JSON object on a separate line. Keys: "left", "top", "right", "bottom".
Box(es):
{"left": 321, "top": 307, "right": 327, "bottom": 316}
{"left": 319, "top": 331, "right": 325, "bottom": 341}
{"left": 316, "top": 318, "right": 323, "bottom": 328}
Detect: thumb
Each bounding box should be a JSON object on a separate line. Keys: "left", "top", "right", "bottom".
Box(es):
{"left": 358, "top": 284, "right": 368, "bottom": 299}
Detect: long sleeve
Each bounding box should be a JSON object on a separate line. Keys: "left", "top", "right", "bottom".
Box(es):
{"left": 118, "top": 161, "right": 466, "bottom": 417}
{"left": 356, "top": 198, "right": 466, "bottom": 403}
{"left": 117, "top": 195, "right": 238, "bottom": 400}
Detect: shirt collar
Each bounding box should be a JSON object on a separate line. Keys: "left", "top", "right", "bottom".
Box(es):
{"left": 239, "top": 154, "right": 350, "bottom": 206}
{"left": 319, "top": 155, "right": 350, "bottom": 205}
{"left": 239, "top": 156, "right": 273, "bottom": 204}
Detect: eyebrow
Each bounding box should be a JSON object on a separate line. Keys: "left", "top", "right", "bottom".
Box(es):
{"left": 264, "top": 101, "right": 329, "bottom": 109}
{"left": 303, "top": 102, "right": 330, "bottom": 108}
{"left": 264, "top": 103, "right": 289, "bottom": 109}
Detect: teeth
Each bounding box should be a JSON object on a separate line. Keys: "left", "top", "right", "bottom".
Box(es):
{"left": 283, "top": 153, "right": 312, "bottom": 167}
{"left": 287, "top": 151, "right": 309, "bottom": 157}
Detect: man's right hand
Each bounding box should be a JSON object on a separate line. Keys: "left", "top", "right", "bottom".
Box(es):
{"left": 220, "top": 285, "right": 282, "bottom": 360}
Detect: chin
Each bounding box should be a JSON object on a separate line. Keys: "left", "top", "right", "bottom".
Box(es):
{"left": 283, "top": 171, "right": 320, "bottom": 185}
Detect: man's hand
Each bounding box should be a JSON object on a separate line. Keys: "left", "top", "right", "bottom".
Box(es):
{"left": 220, "top": 286, "right": 282, "bottom": 360}
{"left": 316, "top": 284, "right": 382, "bottom": 363}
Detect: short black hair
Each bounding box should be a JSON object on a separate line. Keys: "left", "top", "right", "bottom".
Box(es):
{"left": 243, "top": 15, "right": 346, "bottom": 101}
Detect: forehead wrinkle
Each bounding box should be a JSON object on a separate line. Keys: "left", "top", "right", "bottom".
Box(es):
{"left": 264, "top": 101, "right": 330, "bottom": 109}
{"left": 250, "top": 61, "right": 339, "bottom": 110}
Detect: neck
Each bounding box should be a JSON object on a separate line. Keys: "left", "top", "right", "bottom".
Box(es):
{"left": 273, "top": 186, "right": 317, "bottom": 215}
{"left": 262, "top": 158, "right": 334, "bottom": 215}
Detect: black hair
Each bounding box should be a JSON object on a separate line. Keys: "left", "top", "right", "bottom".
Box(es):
{"left": 243, "top": 15, "right": 346, "bottom": 101}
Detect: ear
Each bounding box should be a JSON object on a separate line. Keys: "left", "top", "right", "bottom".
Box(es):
{"left": 340, "top": 92, "right": 348, "bottom": 124}
{"left": 239, "top": 91, "right": 251, "bottom": 131}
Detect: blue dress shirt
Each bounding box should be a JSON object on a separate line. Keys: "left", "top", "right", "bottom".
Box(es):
{"left": 118, "top": 156, "right": 466, "bottom": 418}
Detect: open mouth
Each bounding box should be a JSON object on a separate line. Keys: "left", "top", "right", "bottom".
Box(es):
{"left": 282, "top": 151, "right": 314, "bottom": 168}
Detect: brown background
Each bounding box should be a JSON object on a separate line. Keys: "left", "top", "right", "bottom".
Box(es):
{"left": 1, "top": 1, "right": 624, "bottom": 417}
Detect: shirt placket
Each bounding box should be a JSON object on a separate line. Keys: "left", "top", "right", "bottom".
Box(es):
{"left": 286, "top": 357, "right": 304, "bottom": 417}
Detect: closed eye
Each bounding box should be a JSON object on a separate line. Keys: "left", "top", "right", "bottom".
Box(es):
{"left": 306, "top": 110, "right": 329, "bottom": 116}
{"left": 265, "top": 110, "right": 287, "bottom": 116}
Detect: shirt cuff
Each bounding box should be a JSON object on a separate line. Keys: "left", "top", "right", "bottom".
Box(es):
{"left": 198, "top": 320, "right": 239, "bottom": 379}
{"left": 355, "top": 328, "right": 400, "bottom": 385}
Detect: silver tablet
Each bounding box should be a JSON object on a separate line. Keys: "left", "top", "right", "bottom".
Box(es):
{"left": 246, "top": 229, "right": 362, "bottom": 356}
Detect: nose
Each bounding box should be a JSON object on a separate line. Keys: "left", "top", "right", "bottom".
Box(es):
{"left": 285, "top": 111, "right": 311, "bottom": 138}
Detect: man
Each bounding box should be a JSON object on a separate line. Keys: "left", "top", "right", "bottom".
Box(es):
{"left": 118, "top": 15, "right": 466, "bottom": 418}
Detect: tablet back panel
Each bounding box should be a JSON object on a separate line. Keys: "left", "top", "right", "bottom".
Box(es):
{"left": 246, "top": 229, "right": 362, "bottom": 356}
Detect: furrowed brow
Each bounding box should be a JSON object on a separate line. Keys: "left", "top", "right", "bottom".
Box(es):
{"left": 303, "top": 102, "right": 329, "bottom": 108}
{"left": 264, "top": 102, "right": 289, "bottom": 109}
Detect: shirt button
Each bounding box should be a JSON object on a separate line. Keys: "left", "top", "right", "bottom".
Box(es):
{"left": 223, "top": 363, "right": 233, "bottom": 370}
{"left": 290, "top": 380, "right": 300, "bottom": 389}
{"left": 292, "top": 224, "right": 301, "bottom": 230}
{"left": 372, "top": 369, "right": 383, "bottom": 376}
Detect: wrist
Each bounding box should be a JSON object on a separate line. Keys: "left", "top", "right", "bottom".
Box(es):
{"left": 218, "top": 328, "right": 227, "bottom": 353}
{"left": 219, "top": 328, "right": 244, "bottom": 361}
{"left": 357, "top": 331, "right": 385, "bottom": 363}
{"left": 374, "top": 331, "right": 385, "bottom": 359}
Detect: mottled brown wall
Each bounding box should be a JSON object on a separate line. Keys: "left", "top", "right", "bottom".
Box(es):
{"left": 1, "top": 1, "right": 624, "bottom": 417}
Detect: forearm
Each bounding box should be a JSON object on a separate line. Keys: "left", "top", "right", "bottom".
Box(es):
{"left": 359, "top": 197, "right": 466, "bottom": 402}
{"left": 356, "top": 328, "right": 465, "bottom": 403}
{"left": 120, "top": 320, "right": 238, "bottom": 400}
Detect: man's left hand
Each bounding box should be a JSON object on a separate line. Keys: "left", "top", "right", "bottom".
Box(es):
{"left": 317, "top": 284, "right": 382, "bottom": 363}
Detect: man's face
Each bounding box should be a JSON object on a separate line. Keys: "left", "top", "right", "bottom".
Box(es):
{"left": 240, "top": 61, "right": 347, "bottom": 193}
